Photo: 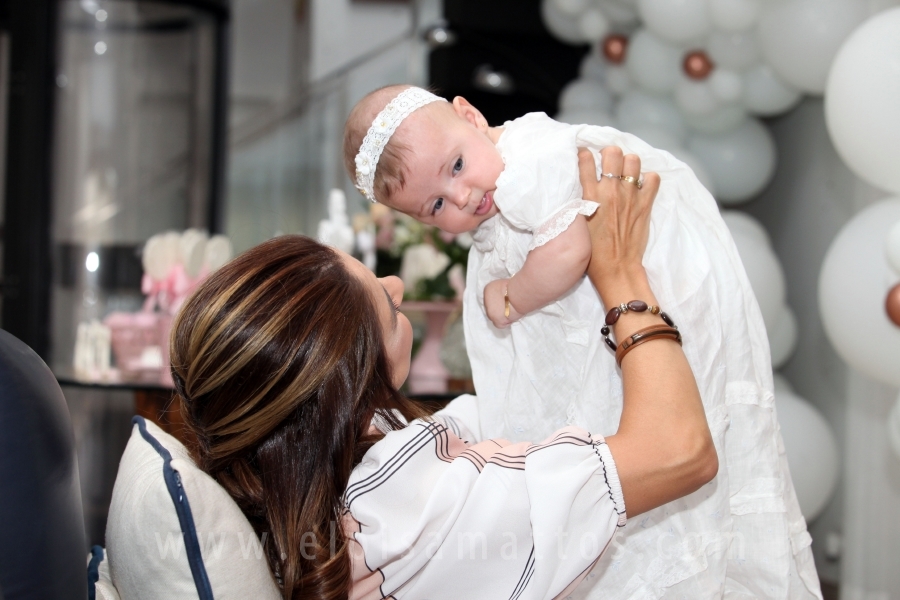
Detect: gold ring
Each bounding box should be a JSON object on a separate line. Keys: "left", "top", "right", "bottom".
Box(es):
{"left": 620, "top": 175, "right": 643, "bottom": 189}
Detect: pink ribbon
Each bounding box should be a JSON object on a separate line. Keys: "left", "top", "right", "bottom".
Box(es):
{"left": 142, "top": 264, "right": 206, "bottom": 314}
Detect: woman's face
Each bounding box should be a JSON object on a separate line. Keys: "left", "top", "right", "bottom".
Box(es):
{"left": 340, "top": 252, "right": 413, "bottom": 388}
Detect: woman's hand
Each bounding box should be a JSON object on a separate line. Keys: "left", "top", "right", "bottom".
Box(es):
{"left": 577, "top": 146, "right": 716, "bottom": 519}
{"left": 578, "top": 147, "right": 660, "bottom": 290}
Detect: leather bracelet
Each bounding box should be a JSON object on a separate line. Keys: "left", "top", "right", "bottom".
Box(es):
{"left": 615, "top": 324, "right": 682, "bottom": 368}
{"left": 602, "top": 300, "right": 676, "bottom": 352}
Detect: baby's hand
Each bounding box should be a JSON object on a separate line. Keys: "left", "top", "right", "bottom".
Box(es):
{"left": 484, "top": 279, "right": 522, "bottom": 328}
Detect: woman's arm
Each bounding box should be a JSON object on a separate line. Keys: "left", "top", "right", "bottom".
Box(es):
{"left": 579, "top": 147, "right": 718, "bottom": 518}
{"left": 484, "top": 217, "right": 591, "bottom": 327}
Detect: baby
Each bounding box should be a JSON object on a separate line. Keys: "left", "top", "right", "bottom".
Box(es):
{"left": 342, "top": 85, "right": 821, "bottom": 599}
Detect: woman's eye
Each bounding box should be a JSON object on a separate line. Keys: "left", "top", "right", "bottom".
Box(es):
{"left": 432, "top": 198, "right": 444, "bottom": 215}
{"left": 391, "top": 297, "right": 401, "bottom": 314}
{"left": 453, "top": 158, "right": 464, "bottom": 173}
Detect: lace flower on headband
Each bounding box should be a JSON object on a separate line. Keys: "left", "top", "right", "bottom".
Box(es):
{"left": 354, "top": 87, "right": 447, "bottom": 203}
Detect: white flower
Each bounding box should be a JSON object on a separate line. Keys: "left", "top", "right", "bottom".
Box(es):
{"left": 400, "top": 244, "right": 451, "bottom": 292}
{"left": 373, "top": 118, "right": 390, "bottom": 133}
{"left": 454, "top": 231, "right": 474, "bottom": 249}
{"left": 355, "top": 154, "right": 371, "bottom": 176}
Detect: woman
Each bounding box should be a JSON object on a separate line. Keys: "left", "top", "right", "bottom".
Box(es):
{"left": 170, "top": 147, "right": 716, "bottom": 599}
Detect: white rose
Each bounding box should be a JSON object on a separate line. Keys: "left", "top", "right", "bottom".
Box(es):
{"left": 400, "top": 244, "right": 451, "bottom": 292}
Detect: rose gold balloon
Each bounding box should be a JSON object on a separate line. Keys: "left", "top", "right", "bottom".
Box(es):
{"left": 602, "top": 34, "right": 628, "bottom": 65}
{"left": 683, "top": 50, "right": 714, "bottom": 80}
{"left": 886, "top": 283, "right": 900, "bottom": 327}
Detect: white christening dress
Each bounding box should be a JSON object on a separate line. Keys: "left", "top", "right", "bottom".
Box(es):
{"left": 463, "top": 113, "right": 822, "bottom": 599}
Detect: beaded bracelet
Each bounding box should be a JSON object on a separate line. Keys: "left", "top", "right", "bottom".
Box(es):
{"left": 601, "top": 300, "right": 677, "bottom": 353}
{"left": 615, "top": 324, "right": 683, "bottom": 367}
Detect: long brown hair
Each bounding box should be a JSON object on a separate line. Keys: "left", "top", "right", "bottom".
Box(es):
{"left": 170, "top": 235, "right": 426, "bottom": 599}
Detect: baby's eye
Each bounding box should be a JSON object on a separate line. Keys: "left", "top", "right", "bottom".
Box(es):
{"left": 453, "top": 157, "right": 464, "bottom": 174}
{"left": 431, "top": 198, "right": 444, "bottom": 215}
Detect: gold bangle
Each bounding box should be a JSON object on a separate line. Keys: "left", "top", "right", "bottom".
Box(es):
{"left": 504, "top": 287, "right": 511, "bottom": 318}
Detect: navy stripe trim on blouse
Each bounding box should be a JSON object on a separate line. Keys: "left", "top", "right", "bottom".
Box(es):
{"left": 87, "top": 545, "right": 103, "bottom": 600}
{"left": 133, "top": 415, "right": 215, "bottom": 600}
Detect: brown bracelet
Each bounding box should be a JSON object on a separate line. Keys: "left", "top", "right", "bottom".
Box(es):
{"left": 615, "top": 324, "right": 683, "bottom": 368}
{"left": 602, "top": 300, "right": 676, "bottom": 352}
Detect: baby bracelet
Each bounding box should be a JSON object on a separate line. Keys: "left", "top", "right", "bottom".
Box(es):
{"left": 504, "top": 287, "right": 511, "bottom": 319}
{"left": 615, "top": 324, "right": 683, "bottom": 367}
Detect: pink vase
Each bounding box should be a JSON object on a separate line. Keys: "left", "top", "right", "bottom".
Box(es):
{"left": 402, "top": 301, "right": 458, "bottom": 394}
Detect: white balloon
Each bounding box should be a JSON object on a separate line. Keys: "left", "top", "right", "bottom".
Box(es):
{"left": 675, "top": 79, "right": 720, "bottom": 116}
{"left": 721, "top": 209, "right": 772, "bottom": 247}
{"left": 560, "top": 78, "right": 615, "bottom": 113}
{"left": 625, "top": 29, "right": 682, "bottom": 94}
{"left": 687, "top": 117, "right": 776, "bottom": 203}
{"left": 888, "top": 394, "right": 900, "bottom": 461}
{"left": 819, "top": 199, "right": 900, "bottom": 387}
{"left": 671, "top": 148, "right": 718, "bottom": 196}
{"left": 758, "top": 0, "right": 868, "bottom": 94}
{"left": 554, "top": 0, "right": 589, "bottom": 16}
{"left": 579, "top": 50, "right": 609, "bottom": 82}
{"left": 542, "top": 0, "right": 588, "bottom": 44}
{"left": 709, "top": 69, "right": 743, "bottom": 103}
{"left": 637, "top": 0, "right": 712, "bottom": 44}
{"left": 887, "top": 219, "right": 900, "bottom": 273}
{"left": 205, "top": 235, "right": 233, "bottom": 272}
{"left": 742, "top": 64, "right": 803, "bottom": 116}
{"left": 554, "top": 107, "right": 616, "bottom": 127}
{"left": 728, "top": 227, "right": 787, "bottom": 332}
{"left": 143, "top": 231, "right": 182, "bottom": 281}
{"left": 707, "top": 30, "right": 760, "bottom": 71}
{"left": 614, "top": 90, "right": 688, "bottom": 142}
{"left": 179, "top": 228, "right": 208, "bottom": 278}
{"left": 605, "top": 64, "right": 634, "bottom": 95}
{"left": 776, "top": 391, "right": 840, "bottom": 521}
{"left": 773, "top": 372, "right": 795, "bottom": 396}
{"left": 824, "top": 7, "right": 900, "bottom": 195}
{"left": 709, "top": 0, "right": 761, "bottom": 32}
{"left": 683, "top": 104, "right": 747, "bottom": 134}
{"left": 580, "top": 8, "right": 611, "bottom": 41}
{"left": 770, "top": 305, "right": 799, "bottom": 368}
{"left": 597, "top": 0, "right": 640, "bottom": 25}
{"left": 627, "top": 124, "right": 684, "bottom": 154}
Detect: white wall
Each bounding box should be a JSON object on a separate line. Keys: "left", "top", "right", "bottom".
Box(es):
{"left": 309, "top": 0, "right": 413, "bottom": 82}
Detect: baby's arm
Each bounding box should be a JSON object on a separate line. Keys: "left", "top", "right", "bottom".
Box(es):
{"left": 484, "top": 215, "right": 592, "bottom": 328}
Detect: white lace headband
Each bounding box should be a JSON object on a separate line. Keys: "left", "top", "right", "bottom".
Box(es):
{"left": 354, "top": 87, "right": 447, "bottom": 203}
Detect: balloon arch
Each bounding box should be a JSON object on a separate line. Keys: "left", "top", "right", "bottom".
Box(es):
{"left": 540, "top": 0, "right": 900, "bottom": 520}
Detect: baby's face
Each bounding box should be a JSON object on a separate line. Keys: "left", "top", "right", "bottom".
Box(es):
{"left": 387, "top": 100, "right": 504, "bottom": 234}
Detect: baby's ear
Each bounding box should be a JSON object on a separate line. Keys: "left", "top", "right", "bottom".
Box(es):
{"left": 452, "top": 96, "right": 488, "bottom": 130}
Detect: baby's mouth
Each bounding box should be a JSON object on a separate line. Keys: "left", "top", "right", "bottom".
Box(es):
{"left": 475, "top": 191, "right": 494, "bottom": 215}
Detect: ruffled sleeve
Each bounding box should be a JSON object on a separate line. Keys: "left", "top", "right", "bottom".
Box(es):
{"left": 493, "top": 113, "right": 597, "bottom": 249}
{"left": 344, "top": 419, "right": 626, "bottom": 600}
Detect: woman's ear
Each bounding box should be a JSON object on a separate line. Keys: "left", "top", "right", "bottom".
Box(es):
{"left": 452, "top": 96, "right": 488, "bottom": 131}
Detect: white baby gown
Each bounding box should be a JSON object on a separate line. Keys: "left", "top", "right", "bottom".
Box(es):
{"left": 463, "top": 113, "right": 822, "bottom": 599}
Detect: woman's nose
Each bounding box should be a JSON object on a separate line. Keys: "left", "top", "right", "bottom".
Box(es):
{"left": 380, "top": 275, "right": 404, "bottom": 298}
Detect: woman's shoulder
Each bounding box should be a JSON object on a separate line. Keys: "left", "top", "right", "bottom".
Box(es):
{"left": 347, "top": 418, "right": 468, "bottom": 489}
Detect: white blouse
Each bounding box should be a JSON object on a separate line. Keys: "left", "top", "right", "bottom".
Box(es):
{"left": 345, "top": 395, "right": 627, "bottom": 600}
